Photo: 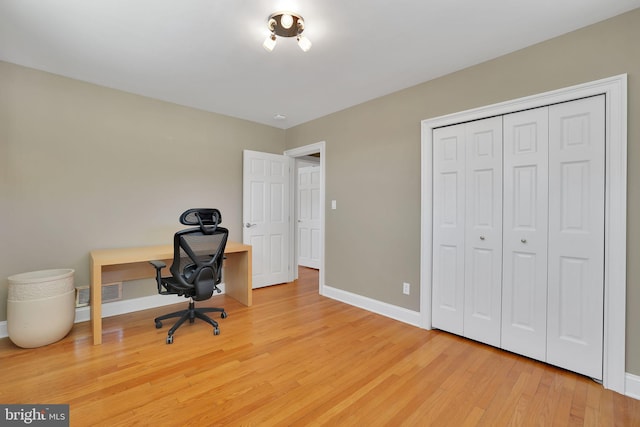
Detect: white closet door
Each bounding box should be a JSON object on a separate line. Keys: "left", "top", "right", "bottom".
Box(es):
{"left": 432, "top": 124, "right": 466, "bottom": 335}
{"left": 502, "top": 107, "right": 549, "bottom": 361}
{"left": 547, "top": 95, "right": 605, "bottom": 380}
{"left": 463, "top": 117, "right": 503, "bottom": 346}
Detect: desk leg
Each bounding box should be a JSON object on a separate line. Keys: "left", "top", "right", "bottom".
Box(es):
{"left": 90, "top": 259, "right": 103, "bottom": 345}
{"left": 224, "top": 248, "right": 252, "bottom": 306}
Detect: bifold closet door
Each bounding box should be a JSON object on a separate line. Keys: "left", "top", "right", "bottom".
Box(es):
{"left": 433, "top": 95, "right": 606, "bottom": 379}
{"left": 463, "top": 117, "right": 503, "bottom": 347}
{"left": 432, "top": 125, "right": 466, "bottom": 335}
{"left": 432, "top": 117, "right": 502, "bottom": 343}
{"left": 501, "top": 107, "right": 549, "bottom": 361}
{"left": 547, "top": 95, "right": 605, "bottom": 380}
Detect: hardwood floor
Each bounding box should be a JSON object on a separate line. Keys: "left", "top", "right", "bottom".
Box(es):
{"left": 1, "top": 267, "right": 639, "bottom": 426}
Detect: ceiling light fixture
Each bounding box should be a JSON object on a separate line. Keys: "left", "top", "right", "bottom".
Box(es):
{"left": 262, "top": 12, "right": 312, "bottom": 52}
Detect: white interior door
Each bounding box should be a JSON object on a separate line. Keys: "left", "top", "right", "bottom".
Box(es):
{"left": 463, "top": 117, "right": 503, "bottom": 347}
{"left": 423, "top": 76, "right": 627, "bottom": 393}
{"left": 546, "top": 95, "right": 605, "bottom": 380}
{"left": 432, "top": 124, "right": 466, "bottom": 335}
{"left": 432, "top": 100, "right": 606, "bottom": 379}
{"left": 501, "top": 107, "right": 549, "bottom": 361}
{"left": 297, "top": 165, "right": 321, "bottom": 269}
{"left": 243, "top": 150, "right": 291, "bottom": 288}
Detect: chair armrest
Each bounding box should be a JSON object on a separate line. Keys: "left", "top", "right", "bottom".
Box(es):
{"left": 149, "top": 260, "right": 167, "bottom": 294}
{"left": 149, "top": 260, "right": 166, "bottom": 270}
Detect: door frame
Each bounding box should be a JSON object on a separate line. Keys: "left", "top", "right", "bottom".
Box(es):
{"left": 284, "top": 141, "right": 326, "bottom": 295}
{"left": 420, "top": 75, "right": 627, "bottom": 393}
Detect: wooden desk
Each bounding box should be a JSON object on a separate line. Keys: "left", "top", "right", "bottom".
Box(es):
{"left": 90, "top": 241, "right": 252, "bottom": 345}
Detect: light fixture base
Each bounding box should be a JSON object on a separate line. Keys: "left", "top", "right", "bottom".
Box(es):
{"left": 264, "top": 11, "right": 311, "bottom": 52}
{"left": 268, "top": 12, "right": 304, "bottom": 38}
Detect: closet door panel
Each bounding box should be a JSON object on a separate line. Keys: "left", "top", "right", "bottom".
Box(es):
{"left": 547, "top": 95, "right": 605, "bottom": 379}
{"left": 432, "top": 125, "right": 466, "bottom": 335}
{"left": 502, "top": 107, "right": 549, "bottom": 361}
{"left": 463, "top": 117, "right": 503, "bottom": 347}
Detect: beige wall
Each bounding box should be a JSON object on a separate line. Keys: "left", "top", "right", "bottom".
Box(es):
{"left": 0, "top": 62, "right": 285, "bottom": 317}
{"left": 285, "top": 8, "right": 640, "bottom": 374}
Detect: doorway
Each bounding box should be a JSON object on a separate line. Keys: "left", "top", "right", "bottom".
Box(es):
{"left": 285, "top": 141, "right": 326, "bottom": 295}
{"left": 296, "top": 162, "right": 321, "bottom": 270}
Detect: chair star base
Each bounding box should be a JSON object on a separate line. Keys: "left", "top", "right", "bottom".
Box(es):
{"left": 154, "top": 299, "right": 228, "bottom": 344}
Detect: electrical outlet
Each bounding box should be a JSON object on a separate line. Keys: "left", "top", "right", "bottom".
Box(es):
{"left": 403, "top": 282, "right": 410, "bottom": 295}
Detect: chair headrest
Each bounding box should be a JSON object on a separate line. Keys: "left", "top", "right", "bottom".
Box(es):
{"left": 179, "top": 209, "right": 222, "bottom": 231}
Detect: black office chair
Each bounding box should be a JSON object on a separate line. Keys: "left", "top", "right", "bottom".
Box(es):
{"left": 150, "top": 208, "right": 228, "bottom": 344}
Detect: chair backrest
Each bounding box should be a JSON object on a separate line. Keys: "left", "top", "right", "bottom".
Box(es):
{"left": 170, "top": 211, "right": 228, "bottom": 301}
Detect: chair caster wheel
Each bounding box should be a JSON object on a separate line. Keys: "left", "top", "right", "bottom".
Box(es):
{"left": 221, "top": 312, "right": 228, "bottom": 319}
{"left": 155, "top": 321, "right": 162, "bottom": 329}
{"left": 214, "top": 328, "right": 220, "bottom": 336}
{"left": 166, "top": 335, "right": 173, "bottom": 344}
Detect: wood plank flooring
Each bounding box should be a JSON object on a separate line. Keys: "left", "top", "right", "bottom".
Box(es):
{"left": 1, "top": 267, "right": 639, "bottom": 426}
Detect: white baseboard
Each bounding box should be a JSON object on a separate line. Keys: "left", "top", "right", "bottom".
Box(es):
{"left": 0, "top": 284, "right": 226, "bottom": 338}
{"left": 626, "top": 373, "right": 640, "bottom": 400}
{"left": 321, "top": 283, "right": 421, "bottom": 327}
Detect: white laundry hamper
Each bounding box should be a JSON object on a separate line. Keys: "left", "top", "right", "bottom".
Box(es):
{"left": 7, "top": 269, "right": 76, "bottom": 348}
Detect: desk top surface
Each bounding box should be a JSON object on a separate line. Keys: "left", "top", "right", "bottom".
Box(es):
{"left": 91, "top": 241, "right": 250, "bottom": 265}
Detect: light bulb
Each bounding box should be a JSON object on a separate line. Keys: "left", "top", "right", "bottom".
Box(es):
{"left": 280, "top": 13, "right": 294, "bottom": 29}
{"left": 297, "top": 35, "right": 312, "bottom": 52}
{"left": 263, "top": 34, "right": 276, "bottom": 52}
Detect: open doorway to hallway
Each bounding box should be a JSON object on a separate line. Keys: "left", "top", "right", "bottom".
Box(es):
{"left": 285, "top": 142, "right": 326, "bottom": 295}
{"left": 294, "top": 156, "right": 321, "bottom": 271}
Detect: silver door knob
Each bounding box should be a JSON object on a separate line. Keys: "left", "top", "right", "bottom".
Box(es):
{"left": 480, "top": 236, "right": 485, "bottom": 240}
{"left": 521, "top": 238, "right": 527, "bottom": 243}
{"left": 245, "top": 223, "right": 256, "bottom": 228}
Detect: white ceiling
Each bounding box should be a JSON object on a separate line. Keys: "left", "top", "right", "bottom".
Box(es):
{"left": 1, "top": 1, "right": 638, "bottom": 129}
